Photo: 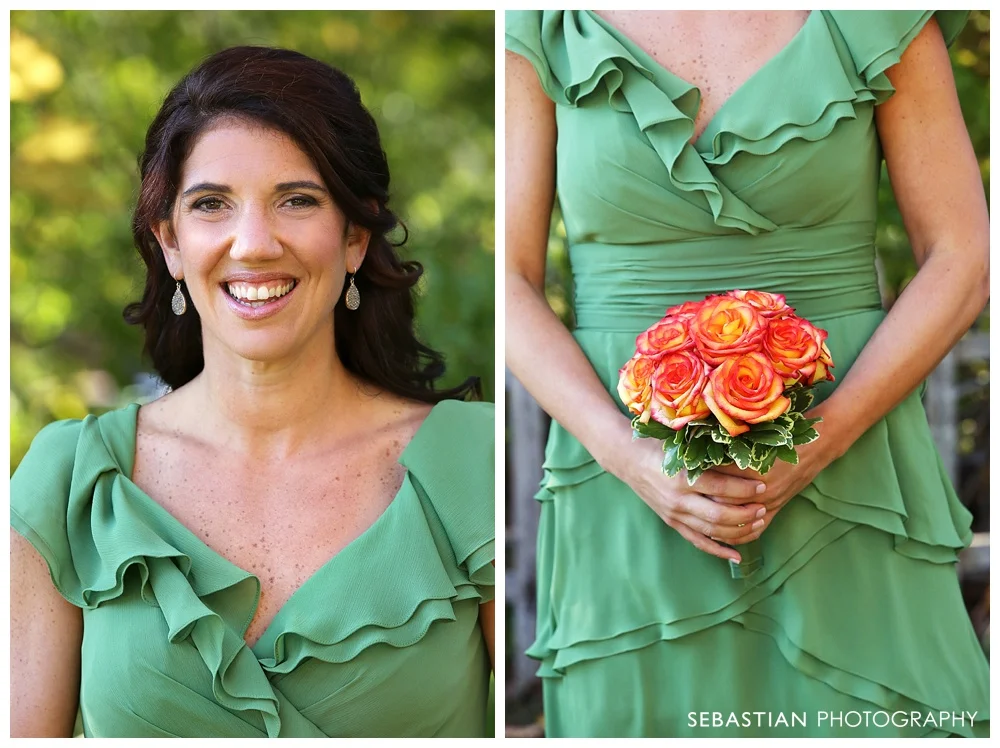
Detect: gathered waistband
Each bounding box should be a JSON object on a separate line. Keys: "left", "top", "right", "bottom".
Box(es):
{"left": 569, "top": 223, "right": 884, "bottom": 332}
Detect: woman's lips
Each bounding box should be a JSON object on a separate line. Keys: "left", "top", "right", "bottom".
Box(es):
{"left": 221, "top": 280, "right": 297, "bottom": 320}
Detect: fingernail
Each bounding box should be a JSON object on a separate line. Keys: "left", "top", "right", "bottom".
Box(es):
{"left": 752, "top": 519, "right": 765, "bottom": 530}
{"left": 755, "top": 507, "right": 766, "bottom": 519}
{"left": 730, "top": 554, "right": 742, "bottom": 564}
{"left": 756, "top": 483, "right": 766, "bottom": 494}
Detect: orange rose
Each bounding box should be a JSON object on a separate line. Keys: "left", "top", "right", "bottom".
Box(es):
{"left": 728, "top": 289, "right": 793, "bottom": 319}
{"left": 635, "top": 316, "right": 694, "bottom": 358}
{"left": 689, "top": 297, "right": 766, "bottom": 365}
{"left": 703, "top": 352, "right": 791, "bottom": 437}
{"left": 665, "top": 299, "right": 704, "bottom": 319}
{"left": 649, "top": 351, "right": 711, "bottom": 430}
{"left": 763, "top": 315, "right": 826, "bottom": 385}
{"left": 806, "top": 340, "right": 836, "bottom": 385}
{"left": 617, "top": 354, "right": 658, "bottom": 423}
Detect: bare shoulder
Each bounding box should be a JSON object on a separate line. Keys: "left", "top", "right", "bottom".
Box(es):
{"left": 134, "top": 386, "right": 193, "bottom": 439}
{"left": 362, "top": 392, "right": 435, "bottom": 446}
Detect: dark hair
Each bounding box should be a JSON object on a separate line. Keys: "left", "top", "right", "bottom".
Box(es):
{"left": 124, "top": 45, "right": 479, "bottom": 402}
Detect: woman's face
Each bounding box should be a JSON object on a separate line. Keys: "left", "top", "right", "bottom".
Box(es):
{"left": 154, "top": 119, "right": 369, "bottom": 366}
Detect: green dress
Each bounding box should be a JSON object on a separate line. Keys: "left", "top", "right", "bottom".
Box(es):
{"left": 506, "top": 10, "right": 989, "bottom": 738}
{"left": 10, "top": 399, "right": 494, "bottom": 737}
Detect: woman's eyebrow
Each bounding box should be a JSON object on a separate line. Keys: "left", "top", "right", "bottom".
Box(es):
{"left": 180, "top": 182, "right": 230, "bottom": 198}
{"left": 275, "top": 180, "right": 328, "bottom": 193}
{"left": 180, "top": 180, "right": 328, "bottom": 198}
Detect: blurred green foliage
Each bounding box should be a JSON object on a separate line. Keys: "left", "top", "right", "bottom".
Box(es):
{"left": 11, "top": 10, "right": 495, "bottom": 469}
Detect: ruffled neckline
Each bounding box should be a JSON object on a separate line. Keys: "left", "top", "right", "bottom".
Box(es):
{"left": 69, "top": 399, "right": 488, "bottom": 736}
{"left": 106, "top": 401, "right": 443, "bottom": 655}
{"left": 508, "top": 10, "right": 965, "bottom": 235}
{"left": 583, "top": 10, "right": 818, "bottom": 156}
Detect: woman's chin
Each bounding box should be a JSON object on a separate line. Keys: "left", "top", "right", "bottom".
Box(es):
{"left": 205, "top": 327, "right": 325, "bottom": 369}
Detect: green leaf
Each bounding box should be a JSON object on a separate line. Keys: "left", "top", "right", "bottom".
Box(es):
{"left": 792, "top": 427, "right": 820, "bottom": 446}
{"left": 633, "top": 417, "right": 675, "bottom": 441}
{"left": 794, "top": 416, "right": 822, "bottom": 432}
{"left": 685, "top": 464, "right": 707, "bottom": 486}
{"left": 771, "top": 413, "right": 796, "bottom": 431}
{"left": 686, "top": 424, "right": 711, "bottom": 440}
{"left": 727, "top": 439, "right": 754, "bottom": 469}
{"left": 662, "top": 444, "right": 685, "bottom": 476}
{"left": 686, "top": 434, "right": 711, "bottom": 461}
{"left": 709, "top": 429, "right": 733, "bottom": 444}
{"left": 749, "top": 419, "right": 786, "bottom": 432}
{"left": 757, "top": 449, "right": 779, "bottom": 474}
{"left": 705, "top": 440, "right": 725, "bottom": 465}
{"left": 788, "top": 387, "right": 816, "bottom": 412}
{"left": 744, "top": 428, "right": 792, "bottom": 447}
{"left": 774, "top": 443, "right": 799, "bottom": 465}
{"left": 790, "top": 415, "right": 822, "bottom": 445}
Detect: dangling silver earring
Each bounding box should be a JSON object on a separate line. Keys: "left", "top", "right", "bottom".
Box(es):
{"left": 171, "top": 280, "right": 188, "bottom": 316}
{"left": 345, "top": 270, "right": 361, "bottom": 311}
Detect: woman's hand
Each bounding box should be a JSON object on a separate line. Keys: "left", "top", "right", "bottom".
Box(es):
{"left": 607, "top": 435, "right": 770, "bottom": 563}
{"left": 705, "top": 407, "right": 844, "bottom": 533}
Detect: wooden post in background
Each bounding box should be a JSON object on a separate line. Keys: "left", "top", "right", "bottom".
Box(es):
{"left": 505, "top": 370, "right": 545, "bottom": 699}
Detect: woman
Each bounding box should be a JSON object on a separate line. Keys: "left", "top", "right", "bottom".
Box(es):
{"left": 506, "top": 10, "right": 988, "bottom": 738}
{"left": 11, "top": 46, "right": 494, "bottom": 738}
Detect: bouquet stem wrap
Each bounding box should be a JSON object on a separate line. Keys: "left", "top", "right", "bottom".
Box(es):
{"left": 729, "top": 538, "right": 764, "bottom": 579}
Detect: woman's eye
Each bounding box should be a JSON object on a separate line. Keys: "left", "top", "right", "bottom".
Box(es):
{"left": 193, "top": 197, "right": 225, "bottom": 212}
{"left": 285, "top": 195, "right": 317, "bottom": 208}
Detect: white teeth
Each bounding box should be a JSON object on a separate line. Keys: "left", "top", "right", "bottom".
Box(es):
{"left": 226, "top": 280, "right": 296, "bottom": 306}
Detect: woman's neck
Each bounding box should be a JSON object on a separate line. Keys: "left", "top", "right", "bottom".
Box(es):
{"left": 180, "top": 333, "right": 377, "bottom": 460}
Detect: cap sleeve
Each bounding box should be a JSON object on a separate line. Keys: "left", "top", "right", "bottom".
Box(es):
{"left": 505, "top": 10, "right": 567, "bottom": 105}
{"left": 401, "top": 400, "right": 495, "bottom": 602}
{"left": 827, "top": 10, "right": 970, "bottom": 104}
{"left": 10, "top": 418, "right": 87, "bottom": 606}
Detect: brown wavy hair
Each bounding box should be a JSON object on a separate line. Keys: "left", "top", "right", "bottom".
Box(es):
{"left": 124, "top": 45, "right": 479, "bottom": 402}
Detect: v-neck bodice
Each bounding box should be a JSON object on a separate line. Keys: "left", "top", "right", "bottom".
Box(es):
{"left": 10, "top": 399, "right": 495, "bottom": 737}
{"left": 119, "top": 402, "right": 434, "bottom": 655}
{"left": 508, "top": 10, "right": 969, "bottom": 238}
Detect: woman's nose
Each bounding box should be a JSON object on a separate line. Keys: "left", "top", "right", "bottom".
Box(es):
{"left": 229, "top": 205, "right": 283, "bottom": 262}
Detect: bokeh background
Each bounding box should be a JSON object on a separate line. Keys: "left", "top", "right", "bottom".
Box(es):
{"left": 505, "top": 10, "right": 990, "bottom": 734}
{"left": 11, "top": 10, "right": 495, "bottom": 470}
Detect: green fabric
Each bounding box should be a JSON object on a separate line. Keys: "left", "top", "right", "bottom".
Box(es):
{"left": 10, "top": 399, "right": 495, "bottom": 737}
{"left": 507, "top": 10, "right": 988, "bottom": 738}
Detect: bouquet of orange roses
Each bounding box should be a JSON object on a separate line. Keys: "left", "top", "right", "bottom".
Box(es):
{"left": 617, "top": 290, "right": 835, "bottom": 577}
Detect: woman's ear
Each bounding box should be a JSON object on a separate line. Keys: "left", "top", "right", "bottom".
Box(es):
{"left": 344, "top": 199, "right": 379, "bottom": 272}
{"left": 346, "top": 221, "right": 371, "bottom": 273}
{"left": 152, "top": 220, "right": 184, "bottom": 280}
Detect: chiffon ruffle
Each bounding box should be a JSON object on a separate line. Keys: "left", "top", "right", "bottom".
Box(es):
{"left": 10, "top": 400, "right": 495, "bottom": 737}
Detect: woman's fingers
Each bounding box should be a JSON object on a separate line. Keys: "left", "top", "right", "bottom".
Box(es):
{"left": 713, "top": 527, "right": 762, "bottom": 545}
{"left": 668, "top": 519, "right": 742, "bottom": 563}
{"left": 676, "top": 491, "right": 764, "bottom": 529}
{"left": 679, "top": 510, "right": 763, "bottom": 541}
{"left": 692, "top": 470, "right": 765, "bottom": 503}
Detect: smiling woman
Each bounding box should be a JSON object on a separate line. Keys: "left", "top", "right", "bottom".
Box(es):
{"left": 10, "top": 46, "right": 494, "bottom": 739}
